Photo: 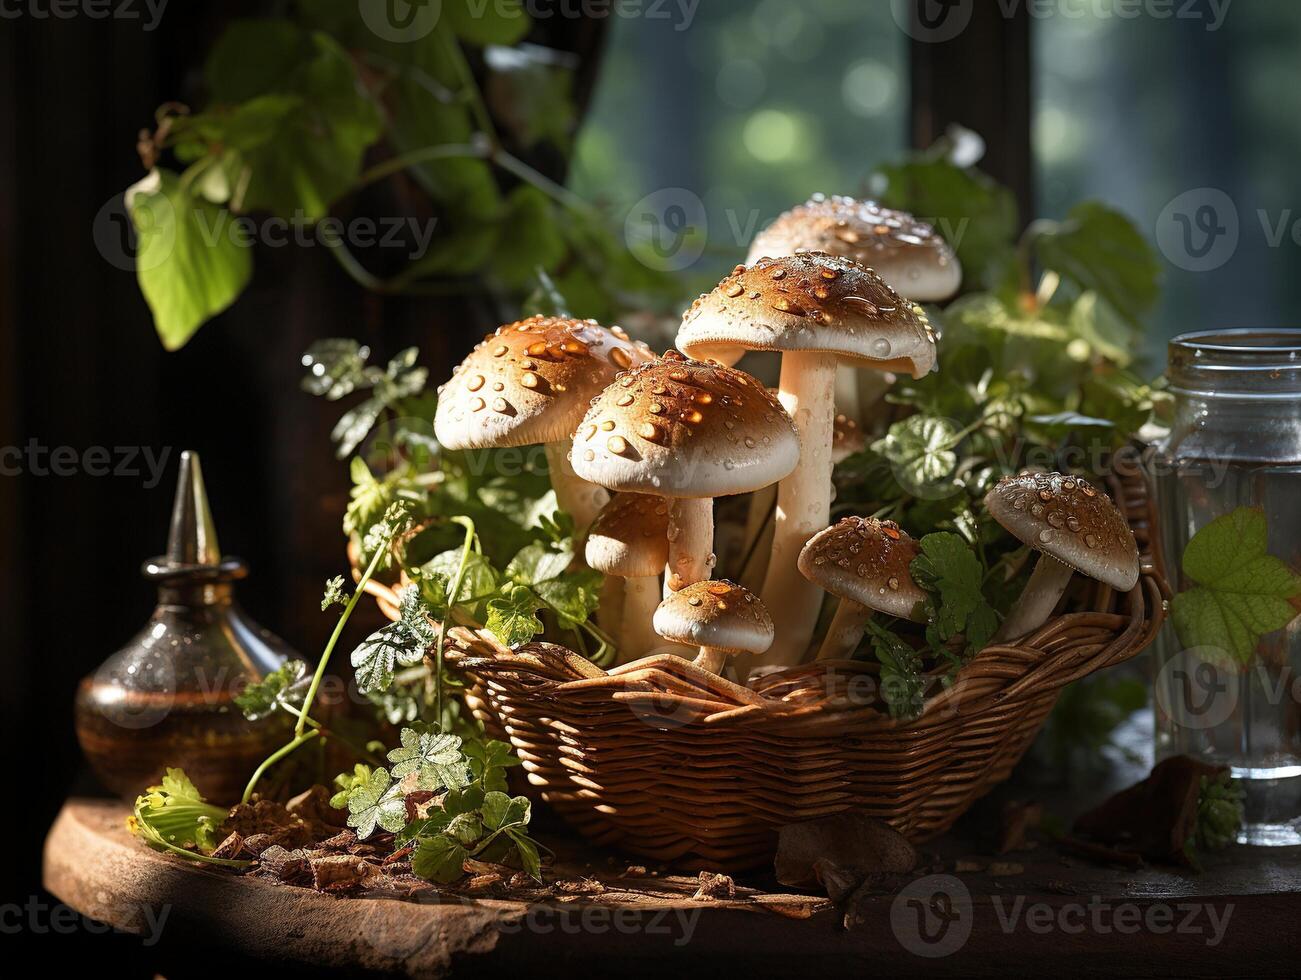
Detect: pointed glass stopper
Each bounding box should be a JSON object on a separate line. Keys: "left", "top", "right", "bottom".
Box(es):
{"left": 165, "top": 450, "right": 221, "bottom": 566}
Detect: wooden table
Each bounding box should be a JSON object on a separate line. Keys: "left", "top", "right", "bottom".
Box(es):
{"left": 44, "top": 790, "right": 1301, "bottom": 978}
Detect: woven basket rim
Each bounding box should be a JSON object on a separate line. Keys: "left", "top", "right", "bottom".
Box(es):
{"left": 351, "top": 465, "right": 1170, "bottom": 736}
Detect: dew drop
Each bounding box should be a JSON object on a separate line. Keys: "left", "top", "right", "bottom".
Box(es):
{"left": 467, "top": 374, "right": 485, "bottom": 392}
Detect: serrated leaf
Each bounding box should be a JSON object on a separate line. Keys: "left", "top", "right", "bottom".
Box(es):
{"left": 345, "top": 767, "right": 407, "bottom": 839}
{"left": 351, "top": 620, "right": 429, "bottom": 695}
{"left": 412, "top": 834, "right": 469, "bottom": 883}
{"left": 485, "top": 584, "right": 545, "bottom": 647}
{"left": 1170, "top": 507, "right": 1301, "bottom": 665}
{"left": 234, "top": 659, "right": 308, "bottom": 720}
{"left": 872, "top": 416, "right": 958, "bottom": 495}
{"left": 865, "top": 621, "right": 924, "bottom": 721}
{"left": 386, "top": 728, "right": 470, "bottom": 791}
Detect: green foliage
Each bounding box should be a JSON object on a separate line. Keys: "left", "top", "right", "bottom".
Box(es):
{"left": 125, "top": 7, "right": 680, "bottom": 349}
{"left": 865, "top": 619, "right": 924, "bottom": 721}
{"left": 343, "top": 766, "right": 408, "bottom": 839}
{"left": 1194, "top": 772, "right": 1245, "bottom": 852}
{"left": 1171, "top": 507, "right": 1301, "bottom": 665}
{"left": 127, "top": 169, "right": 252, "bottom": 350}
{"left": 234, "top": 659, "right": 308, "bottom": 721}
{"left": 129, "top": 769, "right": 250, "bottom": 867}
{"left": 351, "top": 585, "right": 437, "bottom": 695}
{"left": 911, "top": 533, "right": 999, "bottom": 660}
{"left": 386, "top": 729, "right": 470, "bottom": 791}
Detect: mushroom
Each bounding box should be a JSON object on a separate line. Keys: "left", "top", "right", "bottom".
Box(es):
{"left": 585, "top": 493, "right": 670, "bottom": 661}
{"left": 434, "top": 315, "right": 652, "bottom": 534}
{"left": 653, "top": 579, "right": 773, "bottom": 675}
{"left": 570, "top": 350, "right": 800, "bottom": 594}
{"left": 741, "top": 408, "right": 866, "bottom": 591}
{"left": 797, "top": 517, "right": 926, "bottom": 661}
{"left": 747, "top": 195, "right": 961, "bottom": 422}
{"left": 677, "top": 253, "right": 937, "bottom": 667}
{"left": 985, "top": 471, "right": 1140, "bottom": 643}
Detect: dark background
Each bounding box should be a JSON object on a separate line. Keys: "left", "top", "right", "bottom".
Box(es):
{"left": 0, "top": 2, "right": 1036, "bottom": 965}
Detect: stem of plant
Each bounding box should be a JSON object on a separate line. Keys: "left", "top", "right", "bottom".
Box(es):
{"left": 297, "top": 543, "right": 391, "bottom": 738}
{"left": 436, "top": 516, "right": 477, "bottom": 727}
{"left": 241, "top": 729, "right": 320, "bottom": 804}
{"left": 280, "top": 704, "right": 384, "bottom": 767}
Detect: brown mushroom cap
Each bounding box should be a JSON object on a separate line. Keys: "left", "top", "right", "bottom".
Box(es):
{"left": 652, "top": 579, "right": 774, "bottom": 654}
{"left": 984, "top": 472, "right": 1140, "bottom": 592}
{"left": 747, "top": 195, "right": 962, "bottom": 302}
{"left": 570, "top": 351, "right": 800, "bottom": 498}
{"left": 434, "top": 316, "right": 653, "bottom": 450}
{"left": 797, "top": 517, "right": 926, "bottom": 619}
{"left": 585, "top": 493, "right": 670, "bottom": 577}
{"left": 676, "top": 253, "right": 937, "bottom": 378}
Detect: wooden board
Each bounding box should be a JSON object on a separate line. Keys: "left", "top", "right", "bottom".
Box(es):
{"left": 43, "top": 797, "right": 1301, "bottom": 977}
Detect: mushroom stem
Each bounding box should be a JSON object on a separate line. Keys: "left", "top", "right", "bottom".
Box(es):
{"left": 544, "top": 442, "right": 607, "bottom": 535}
{"left": 693, "top": 646, "right": 728, "bottom": 674}
{"left": 618, "top": 576, "right": 662, "bottom": 663}
{"left": 835, "top": 366, "right": 862, "bottom": 424}
{"left": 816, "top": 600, "right": 874, "bottom": 661}
{"left": 666, "top": 497, "right": 713, "bottom": 592}
{"left": 739, "top": 485, "right": 776, "bottom": 590}
{"left": 757, "top": 351, "right": 838, "bottom": 666}
{"left": 991, "top": 554, "right": 1075, "bottom": 643}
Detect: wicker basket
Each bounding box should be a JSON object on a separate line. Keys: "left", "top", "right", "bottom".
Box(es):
{"left": 358, "top": 465, "right": 1169, "bottom": 871}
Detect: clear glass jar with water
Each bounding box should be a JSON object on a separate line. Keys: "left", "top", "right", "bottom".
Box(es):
{"left": 1152, "top": 329, "right": 1301, "bottom": 845}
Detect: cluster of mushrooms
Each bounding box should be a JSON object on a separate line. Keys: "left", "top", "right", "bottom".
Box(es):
{"left": 433, "top": 195, "right": 1140, "bottom": 690}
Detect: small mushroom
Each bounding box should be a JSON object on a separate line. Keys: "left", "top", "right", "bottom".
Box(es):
{"left": 747, "top": 195, "right": 961, "bottom": 424}
{"left": 434, "top": 315, "right": 652, "bottom": 534}
{"left": 585, "top": 493, "right": 670, "bottom": 662}
{"left": 985, "top": 472, "right": 1140, "bottom": 643}
{"left": 798, "top": 517, "right": 926, "bottom": 660}
{"left": 652, "top": 580, "right": 773, "bottom": 675}
{"left": 678, "top": 254, "right": 937, "bottom": 667}
{"left": 570, "top": 350, "right": 800, "bottom": 594}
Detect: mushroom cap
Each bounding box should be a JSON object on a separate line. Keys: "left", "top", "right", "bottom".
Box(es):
{"left": 747, "top": 195, "right": 962, "bottom": 302}
{"left": 675, "top": 253, "right": 937, "bottom": 379}
{"left": 570, "top": 351, "right": 800, "bottom": 498}
{"left": 652, "top": 579, "right": 774, "bottom": 654}
{"left": 585, "top": 493, "right": 670, "bottom": 577}
{"left": 434, "top": 316, "right": 653, "bottom": 450}
{"left": 797, "top": 517, "right": 926, "bottom": 619}
{"left": 832, "top": 413, "right": 867, "bottom": 464}
{"left": 984, "top": 472, "right": 1140, "bottom": 592}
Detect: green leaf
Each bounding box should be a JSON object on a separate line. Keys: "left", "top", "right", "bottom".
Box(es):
{"left": 1033, "top": 202, "right": 1160, "bottom": 325}
{"left": 345, "top": 766, "right": 407, "bottom": 839}
{"left": 130, "top": 767, "right": 247, "bottom": 866}
{"left": 872, "top": 416, "right": 958, "bottom": 496}
{"left": 234, "top": 659, "right": 309, "bottom": 721}
{"left": 1067, "top": 291, "right": 1135, "bottom": 367}
{"left": 386, "top": 727, "right": 470, "bottom": 791}
{"left": 412, "top": 834, "right": 469, "bottom": 883}
{"left": 329, "top": 763, "right": 374, "bottom": 809}
{"left": 127, "top": 169, "right": 253, "bottom": 350}
{"left": 506, "top": 827, "right": 542, "bottom": 881}
{"left": 417, "top": 548, "right": 500, "bottom": 619}
{"left": 485, "top": 584, "right": 546, "bottom": 647}
{"left": 444, "top": 0, "right": 530, "bottom": 45}
{"left": 351, "top": 608, "right": 432, "bottom": 696}
{"left": 911, "top": 532, "right": 987, "bottom": 640}
{"left": 864, "top": 621, "right": 924, "bottom": 721}
{"left": 321, "top": 575, "right": 347, "bottom": 611}
{"left": 1170, "top": 508, "right": 1301, "bottom": 665}
{"left": 489, "top": 185, "right": 567, "bottom": 289}
{"left": 872, "top": 156, "right": 1017, "bottom": 286}
{"left": 1195, "top": 772, "right": 1245, "bottom": 851}
{"left": 204, "top": 19, "right": 308, "bottom": 102}
{"left": 481, "top": 791, "right": 531, "bottom": 831}
{"left": 463, "top": 738, "right": 521, "bottom": 793}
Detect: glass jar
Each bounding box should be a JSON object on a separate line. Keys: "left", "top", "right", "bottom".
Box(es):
{"left": 1152, "top": 329, "right": 1301, "bottom": 845}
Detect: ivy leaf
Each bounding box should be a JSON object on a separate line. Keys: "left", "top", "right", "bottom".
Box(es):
{"left": 865, "top": 620, "right": 924, "bottom": 721}
{"left": 411, "top": 834, "right": 469, "bottom": 884}
{"left": 386, "top": 728, "right": 470, "bottom": 791}
{"left": 417, "top": 549, "right": 500, "bottom": 620}
{"left": 485, "top": 584, "right": 546, "bottom": 648}
{"left": 1170, "top": 507, "right": 1301, "bottom": 665}
{"left": 872, "top": 416, "right": 958, "bottom": 496}
{"left": 463, "top": 739, "right": 521, "bottom": 794}
{"left": 234, "top": 659, "right": 309, "bottom": 721}
{"left": 1034, "top": 202, "right": 1160, "bottom": 326}
{"left": 345, "top": 767, "right": 407, "bottom": 839}
{"left": 127, "top": 169, "right": 253, "bottom": 351}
